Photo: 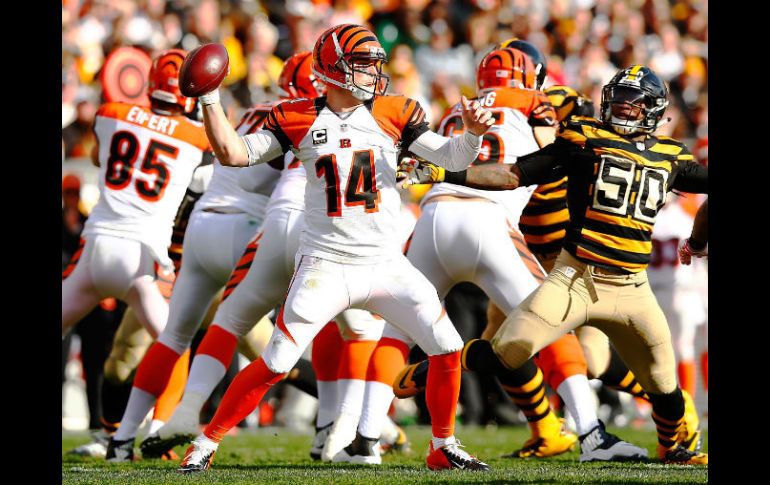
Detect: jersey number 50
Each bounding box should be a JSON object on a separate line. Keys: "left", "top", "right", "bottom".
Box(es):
{"left": 105, "top": 131, "right": 178, "bottom": 202}
{"left": 315, "top": 150, "right": 379, "bottom": 217}
{"left": 593, "top": 155, "right": 669, "bottom": 224}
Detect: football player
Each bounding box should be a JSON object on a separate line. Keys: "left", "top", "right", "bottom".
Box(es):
{"left": 397, "top": 65, "right": 708, "bottom": 465}
{"left": 389, "top": 64, "right": 645, "bottom": 462}
{"left": 679, "top": 198, "right": 708, "bottom": 264}
{"left": 176, "top": 24, "right": 495, "bottom": 473}
{"left": 105, "top": 51, "right": 322, "bottom": 461}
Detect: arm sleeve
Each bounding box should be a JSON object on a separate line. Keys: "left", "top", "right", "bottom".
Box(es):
{"left": 242, "top": 130, "right": 286, "bottom": 166}
{"left": 515, "top": 138, "right": 572, "bottom": 186}
{"left": 671, "top": 162, "right": 708, "bottom": 194}
{"left": 407, "top": 130, "right": 482, "bottom": 172}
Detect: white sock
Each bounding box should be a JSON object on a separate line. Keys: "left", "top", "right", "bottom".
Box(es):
{"left": 358, "top": 381, "right": 394, "bottom": 439}
{"left": 113, "top": 387, "right": 156, "bottom": 441}
{"left": 184, "top": 354, "right": 228, "bottom": 400}
{"left": 176, "top": 390, "right": 208, "bottom": 417}
{"left": 557, "top": 374, "right": 600, "bottom": 436}
{"left": 337, "top": 378, "right": 366, "bottom": 417}
{"left": 431, "top": 435, "right": 456, "bottom": 449}
{"left": 148, "top": 419, "right": 165, "bottom": 435}
{"left": 316, "top": 380, "right": 338, "bottom": 428}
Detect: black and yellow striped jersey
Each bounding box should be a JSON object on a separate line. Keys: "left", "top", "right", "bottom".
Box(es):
{"left": 520, "top": 176, "right": 569, "bottom": 254}
{"left": 516, "top": 116, "right": 707, "bottom": 273}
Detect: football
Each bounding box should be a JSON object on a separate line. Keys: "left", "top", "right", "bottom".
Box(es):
{"left": 179, "top": 43, "right": 229, "bottom": 97}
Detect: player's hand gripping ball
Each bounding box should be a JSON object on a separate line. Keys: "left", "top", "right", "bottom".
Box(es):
{"left": 179, "top": 43, "right": 230, "bottom": 97}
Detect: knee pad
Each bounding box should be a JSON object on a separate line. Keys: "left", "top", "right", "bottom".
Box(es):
{"left": 491, "top": 337, "right": 535, "bottom": 371}
{"left": 420, "top": 314, "right": 463, "bottom": 356}
{"left": 261, "top": 329, "right": 305, "bottom": 374}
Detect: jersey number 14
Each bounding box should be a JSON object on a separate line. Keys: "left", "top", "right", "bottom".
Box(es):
{"left": 315, "top": 149, "right": 379, "bottom": 216}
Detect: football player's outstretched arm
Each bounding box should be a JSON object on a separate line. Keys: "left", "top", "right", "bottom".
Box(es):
{"left": 408, "top": 96, "right": 495, "bottom": 171}
{"left": 199, "top": 95, "right": 283, "bottom": 167}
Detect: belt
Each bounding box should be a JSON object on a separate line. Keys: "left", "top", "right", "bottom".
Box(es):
{"left": 591, "top": 266, "right": 631, "bottom": 276}
{"left": 202, "top": 207, "right": 245, "bottom": 215}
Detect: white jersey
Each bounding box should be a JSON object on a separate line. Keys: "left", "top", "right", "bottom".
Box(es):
{"left": 259, "top": 96, "right": 431, "bottom": 264}
{"left": 85, "top": 102, "right": 210, "bottom": 268}
{"left": 264, "top": 153, "right": 307, "bottom": 213}
{"left": 195, "top": 103, "right": 281, "bottom": 218}
{"left": 647, "top": 198, "right": 700, "bottom": 289}
{"left": 423, "top": 87, "right": 556, "bottom": 227}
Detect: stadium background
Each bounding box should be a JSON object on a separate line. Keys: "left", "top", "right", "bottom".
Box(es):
{"left": 62, "top": 0, "right": 708, "bottom": 435}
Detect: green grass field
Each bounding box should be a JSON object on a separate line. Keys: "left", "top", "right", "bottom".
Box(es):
{"left": 62, "top": 425, "right": 707, "bottom": 484}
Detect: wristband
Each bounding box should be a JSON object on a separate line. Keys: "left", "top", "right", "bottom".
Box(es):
{"left": 199, "top": 89, "right": 220, "bottom": 106}
{"left": 444, "top": 170, "right": 467, "bottom": 185}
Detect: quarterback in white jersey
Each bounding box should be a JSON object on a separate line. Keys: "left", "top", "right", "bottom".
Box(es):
{"left": 177, "top": 24, "right": 495, "bottom": 473}
{"left": 62, "top": 49, "right": 210, "bottom": 339}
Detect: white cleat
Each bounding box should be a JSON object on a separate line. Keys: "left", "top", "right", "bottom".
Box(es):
{"left": 310, "top": 422, "right": 333, "bottom": 460}
{"left": 321, "top": 412, "right": 359, "bottom": 462}
{"left": 68, "top": 429, "right": 112, "bottom": 458}
{"left": 579, "top": 420, "right": 649, "bottom": 462}
{"left": 332, "top": 432, "right": 382, "bottom": 465}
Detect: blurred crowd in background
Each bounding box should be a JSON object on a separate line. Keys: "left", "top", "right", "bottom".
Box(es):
{"left": 62, "top": 0, "right": 708, "bottom": 432}
{"left": 63, "top": 0, "right": 708, "bottom": 165}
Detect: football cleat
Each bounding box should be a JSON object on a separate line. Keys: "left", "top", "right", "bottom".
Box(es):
{"left": 659, "top": 444, "right": 708, "bottom": 465}
{"left": 310, "top": 422, "right": 333, "bottom": 460}
{"left": 178, "top": 435, "right": 218, "bottom": 473}
{"left": 68, "top": 429, "right": 112, "bottom": 458}
{"left": 321, "top": 412, "right": 358, "bottom": 462}
{"left": 579, "top": 421, "right": 648, "bottom": 462}
{"left": 681, "top": 389, "right": 702, "bottom": 452}
{"left": 380, "top": 423, "right": 412, "bottom": 455}
{"left": 332, "top": 432, "right": 382, "bottom": 465}
{"left": 105, "top": 437, "right": 135, "bottom": 462}
{"left": 392, "top": 360, "right": 428, "bottom": 398}
{"left": 426, "top": 439, "right": 491, "bottom": 471}
{"left": 142, "top": 406, "right": 199, "bottom": 458}
{"left": 505, "top": 416, "right": 577, "bottom": 458}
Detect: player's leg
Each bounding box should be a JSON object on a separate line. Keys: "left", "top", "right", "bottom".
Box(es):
{"left": 320, "top": 309, "right": 384, "bottom": 461}
{"left": 365, "top": 256, "right": 489, "bottom": 471}
{"left": 62, "top": 238, "right": 103, "bottom": 336}
{"left": 592, "top": 272, "right": 707, "bottom": 464}
{"left": 179, "top": 255, "right": 349, "bottom": 472}
{"left": 309, "top": 321, "right": 343, "bottom": 459}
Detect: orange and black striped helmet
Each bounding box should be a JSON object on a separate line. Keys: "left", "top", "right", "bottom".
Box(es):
{"left": 497, "top": 38, "right": 547, "bottom": 90}
{"left": 148, "top": 49, "right": 195, "bottom": 113}
{"left": 312, "top": 24, "right": 388, "bottom": 101}
{"left": 277, "top": 51, "right": 327, "bottom": 99}
{"left": 477, "top": 47, "right": 536, "bottom": 91}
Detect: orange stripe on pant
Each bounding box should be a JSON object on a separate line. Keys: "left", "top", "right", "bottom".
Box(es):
{"left": 311, "top": 322, "right": 343, "bottom": 381}
{"left": 196, "top": 325, "right": 239, "bottom": 367}
{"left": 62, "top": 238, "right": 85, "bottom": 280}
{"left": 534, "top": 333, "right": 588, "bottom": 391}
{"left": 153, "top": 349, "right": 190, "bottom": 422}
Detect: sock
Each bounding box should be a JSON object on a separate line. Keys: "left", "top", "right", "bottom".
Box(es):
{"left": 699, "top": 351, "right": 708, "bottom": 390}
{"left": 204, "top": 358, "right": 285, "bottom": 443}
{"left": 311, "top": 322, "right": 343, "bottom": 428}
{"left": 431, "top": 435, "right": 456, "bottom": 450}
{"left": 337, "top": 339, "right": 377, "bottom": 417}
{"left": 677, "top": 360, "right": 696, "bottom": 399}
{"left": 132, "top": 342, "right": 182, "bottom": 397}
{"left": 113, "top": 387, "right": 155, "bottom": 441}
{"left": 148, "top": 419, "right": 165, "bottom": 435}
{"left": 357, "top": 337, "right": 409, "bottom": 439}
{"left": 153, "top": 349, "right": 190, "bottom": 422}
{"left": 183, "top": 325, "right": 238, "bottom": 400}
{"left": 598, "top": 349, "right": 650, "bottom": 401}
{"left": 426, "top": 352, "right": 461, "bottom": 439}
{"left": 649, "top": 388, "right": 686, "bottom": 450}
{"left": 556, "top": 374, "right": 599, "bottom": 435}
